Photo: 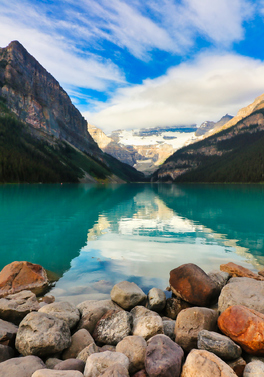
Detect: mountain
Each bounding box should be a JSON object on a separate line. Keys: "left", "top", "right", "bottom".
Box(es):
{"left": 151, "top": 97, "right": 264, "bottom": 183}
{"left": 195, "top": 115, "right": 233, "bottom": 136}
{"left": 0, "top": 41, "right": 144, "bottom": 183}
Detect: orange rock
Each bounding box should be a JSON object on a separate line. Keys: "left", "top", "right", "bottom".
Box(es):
{"left": 218, "top": 305, "right": 264, "bottom": 355}
{"left": 0, "top": 261, "right": 48, "bottom": 298}
{"left": 220, "top": 262, "right": 263, "bottom": 281}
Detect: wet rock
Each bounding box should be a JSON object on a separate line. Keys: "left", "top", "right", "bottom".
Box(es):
{"left": 0, "top": 344, "right": 15, "bottom": 362}
{"left": 164, "top": 297, "right": 191, "bottom": 319}
{"left": 0, "top": 318, "right": 18, "bottom": 346}
{"left": 62, "top": 328, "right": 94, "bottom": 360}
{"left": 77, "top": 343, "right": 99, "bottom": 363}
{"left": 220, "top": 262, "right": 263, "bottom": 280}
{"left": 0, "top": 355, "right": 46, "bottom": 377}
{"left": 0, "top": 290, "right": 40, "bottom": 324}
{"left": 218, "top": 277, "right": 264, "bottom": 314}
{"left": 116, "top": 335, "right": 147, "bottom": 374}
{"left": 169, "top": 263, "right": 219, "bottom": 306}
{"left": 175, "top": 307, "right": 218, "bottom": 352}
{"left": 208, "top": 270, "right": 230, "bottom": 290}
{"left": 226, "top": 357, "right": 246, "bottom": 377}
{"left": 147, "top": 288, "right": 166, "bottom": 312}
{"left": 32, "top": 370, "right": 84, "bottom": 377}
{"left": 0, "top": 261, "right": 49, "bottom": 298}
{"left": 54, "top": 358, "right": 85, "bottom": 372}
{"left": 218, "top": 305, "right": 264, "bottom": 355}
{"left": 131, "top": 306, "right": 163, "bottom": 340}
{"left": 100, "top": 364, "right": 129, "bottom": 377}
{"left": 39, "top": 301, "right": 80, "bottom": 330}
{"left": 93, "top": 309, "right": 133, "bottom": 346}
{"left": 84, "top": 350, "right": 129, "bottom": 377}
{"left": 162, "top": 319, "right": 175, "bottom": 341}
{"left": 145, "top": 334, "right": 184, "bottom": 377}
{"left": 111, "top": 281, "right": 146, "bottom": 310}
{"left": 243, "top": 360, "right": 264, "bottom": 376}
{"left": 45, "top": 358, "right": 62, "bottom": 369}
{"left": 15, "top": 311, "right": 71, "bottom": 357}
{"left": 181, "top": 349, "right": 237, "bottom": 377}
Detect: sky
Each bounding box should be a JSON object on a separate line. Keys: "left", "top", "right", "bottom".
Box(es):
{"left": 1, "top": 0, "right": 264, "bottom": 133}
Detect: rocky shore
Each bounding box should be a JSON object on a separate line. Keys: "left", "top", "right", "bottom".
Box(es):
{"left": 1, "top": 260, "right": 264, "bottom": 376}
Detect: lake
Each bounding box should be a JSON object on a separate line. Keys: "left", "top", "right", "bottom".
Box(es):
{"left": 0, "top": 183, "right": 263, "bottom": 304}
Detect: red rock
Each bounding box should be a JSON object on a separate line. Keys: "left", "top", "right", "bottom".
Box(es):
{"left": 220, "top": 262, "right": 263, "bottom": 281}
{"left": 218, "top": 305, "right": 264, "bottom": 355}
{"left": 169, "top": 263, "right": 219, "bottom": 306}
{"left": 0, "top": 261, "right": 49, "bottom": 298}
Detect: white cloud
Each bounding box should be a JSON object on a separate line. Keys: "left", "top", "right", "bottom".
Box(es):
{"left": 84, "top": 52, "right": 264, "bottom": 132}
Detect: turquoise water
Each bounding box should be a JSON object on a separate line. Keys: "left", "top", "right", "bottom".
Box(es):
{"left": 0, "top": 184, "right": 264, "bottom": 304}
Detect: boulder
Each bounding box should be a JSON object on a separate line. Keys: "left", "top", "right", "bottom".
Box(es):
{"left": 0, "top": 290, "right": 40, "bottom": 324}
{"left": 147, "top": 288, "right": 166, "bottom": 312}
{"left": 116, "top": 336, "right": 147, "bottom": 374}
{"left": 243, "top": 360, "right": 264, "bottom": 377}
{"left": 15, "top": 311, "right": 71, "bottom": 357}
{"left": 93, "top": 309, "right": 133, "bottom": 346}
{"left": 110, "top": 281, "right": 146, "bottom": 310}
{"left": 0, "top": 318, "right": 18, "bottom": 346}
{"left": 175, "top": 307, "right": 218, "bottom": 352}
{"left": 45, "top": 358, "right": 62, "bottom": 369}
{"left": 100, "top": 364, "right": 129, "bottom": 377}
{"left": 131, "top": 306, "right": 163, "bottom": 340}
{"left": 0, "top": 261, "right": 49, "bottom": 298}
{"left": 197, "top": 330, "right": 242, "bottom": 360}
{"left": 77, "top": 343, "right": 99, "bottom": 363}
{"left": 0, "top": 344, "right": 15, "bottom": 362}
{"left": 62, "top": 329, "right": 94, "bottom": 360}
{"left": 84, "top": 350, "right": 129, "bottom": 377}
{"left": 164, "top": 297, "right": 191, "bottom": 319}
{"left": 218, "top": 277, "right": 264, "bottom": 314}
{"left": 218, "top": 305, "right": 264, "bottom": 355}
{"left": 0, "top": 355, "right": 46, "bottom": 377}
{"left": 54, "top": 359, "right": 85, "bottom": 372}
{"left": 169, "top": 263, "right": 219, "bottom": 306}
{"left": 208, "top": 270, "right": 230, "bottom": 290}
{"left": 32, "top": 371, "right": 84, "bottom": 377}
{"left": 145, "top": 334, "right": 184, "bottom": 377}
{"left": 181, "top": 349, "right": 237, "bottom": 377}
{"left": 39, "top": 301, "right": 80, "bottom": 330}
{"left": 226, "top": 357, "right": 246, "bottom": 377}
{"left": 220, "top": 262, "right": 263, "bottom": 280}
{"left": 162, "top": 319, "right": 175, "bottom": 341}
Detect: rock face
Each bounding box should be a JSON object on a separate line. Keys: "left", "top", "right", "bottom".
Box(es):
{"left": 15, "top": 311, "right": 71, "bottom": 357}
{"left": 169, "top": 264, "right": 219, "bottom": 306}
{"left": 145, "top": 334, "right": 184, "bottom": 377}
{"left": 0, "top": 355, "right": 46, "bottom": 377}
{"left": 116, "top": 336, "right": 147, "bottom": 374}
{"left": 39, "top": 301, "right": 80, "bottom": 330}
{"left": 220, "top": 262, "right": 263, "bottom": 280}
{"left": 84, "top": 351, "right": 129, "bottom": 377}
{"left": 110, "top": 281, "right": 147, "bottom": 310}
{"left": 0, "top": 261, "right": 48, "bottom": 297}
{"left": 218, "top": 305, "right": 264, "bottom": 355}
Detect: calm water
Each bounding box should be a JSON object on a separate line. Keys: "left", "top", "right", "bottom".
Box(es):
{"left": 0, "top": 183, "right": 264, "bottom": 304}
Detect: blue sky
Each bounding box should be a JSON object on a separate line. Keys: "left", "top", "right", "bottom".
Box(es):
{"left": 1, "top": 0, "right": 264, "bottom": 132}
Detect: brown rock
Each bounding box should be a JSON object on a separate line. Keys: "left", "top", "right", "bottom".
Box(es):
{"left": 54, "top": 358, "right": 85, "bottom": 373}
{"left": 218, "top": 305, "right": 264, "bottom": 355}
{"left": 100, "top": 364, "right": 129, "bottom": 377}
{"left": 0, "top": 318, "right": 18, "bottom": 346}
{"left": 132, "top": 370, "right": 148, "bottom": 377}
{"left": 169, "top": 263, "right": 219, "bottom": 306}
{"left": 0, "top": 261, "right": 49, "bottom": 298}
{"left": 227, "top": 357, "right": 246, "bottom": 377}
{"left": 0, "top": 355, "right": 46, "bottom": 377}
{"left": 164, "top": 297, "right": 191, "bottom": 320}
{"left": 0, "top": 344, "right": 15, "bottom": 362}
{"left": 116, "top": 336, "right": 147, "bottom": 374}
{"left": 62, "top": 328, "right": 94, "bottom": 360}
{"left": 77, "top": 343, "right": 99, "bottom": 363}
{"left": 220, "top": 262, "right": 263, "bottom": 281}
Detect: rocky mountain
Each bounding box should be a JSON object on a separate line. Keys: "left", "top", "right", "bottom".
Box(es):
{"left": 151, "top": 96, "right": 264, "bottom": 183}
{"left": 0, "top": 41, "right": 144, "bottom": 183}
{"left": 195, "top": 115, "right": 233, "bottom": 136}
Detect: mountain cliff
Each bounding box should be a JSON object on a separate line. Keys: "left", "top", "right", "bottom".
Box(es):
{"left": 0, "top": 41, "right": 144, "bottom": 183}
{"left": 195, "top": 115, "right": 233, "bottom": 136}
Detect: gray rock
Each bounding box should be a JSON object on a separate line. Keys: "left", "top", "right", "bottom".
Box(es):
{"left": 39, "top": 301, "right": 80, "bottom": 330}
{"left": 100, "top": 364, "right": 129, "bottom": 377}
{"left": 131, "top": 306, "right": 159, "bottom": 319}
{"left": 93, "top": 310, "right": 133, "bottom": 346}
{"left": 62, "top": 328, "right": 94, "bottom": 360}
{"left": 84, "top": 350, "right": 129, "bottom": 377}
{"left": 208, "top": 270, "right": 230, "bottom": 290}
{"left": 147, "top": 288, "right": 166, "bottom": 312}
{"left": 54, "top": 358, "right": 85, "bottom": 372}
{"left": 15, "top": 311, "right": 71, "bottom": 357}
{"left": 162, "top": 320, "right": 175, "bottom": 341}
{"left": 32, "top": 370, "right": 84, "bottom": 377}
{"left": 0, "top": 355, "right": 46, "bottom": 377}
{"left": 45, "top": 358, "right": 62, "bottom": 369}
{"left": 0, "top": 318, "right": 18, "bottom": 345}
{"left": 116, "top": 336, "right": 147, "bottom": 374}
{"left": 77, "top": 343, "right": 99, "bottom": 363}
{"left": 197, "top": 330, "right": 242, "bottom": 360}
{"left": 132, "top": 307, "right": 164, "bottom": 340}
{"left": 0, "top": 290, "right": 40, "bottom": 324}
{"left": 110, "top": 281, "right": 146, "bottom": 310}
{"left": 218, "top": 277, "right": 264, "bottom": 314}
{"left": 0, "top": 344, "right": 15, "bottom": 362}
{"left": 244, "top": 360, "right": 264, "bottom": 377}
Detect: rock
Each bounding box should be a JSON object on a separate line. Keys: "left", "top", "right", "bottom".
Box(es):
{"left": 243, "top": 361, "right": 264, "bottom": 377}
{"left": 197, "top": 330, "right": 242, "bottom": 360}
{"left": 0, "top": 261, "right": 49, "bottom": 297}
{"left": 218, "top": 305, "right": 264, "bottom": 355}
{"left": 93, "top": 309, "right": 133, "bottom": 346}
{"left": 54, "top": 359, "right": 85, "bottom": 372}
{"left": 220, "top": 262, "right": 263, "bottom": 280}
{"left": 77, "top": 299, "right": 121, "bottom": 334}
{"left": 226, "top": 357, "right": 246, "bottom": 377}
{"left": 0, "top": 318, "right": 18, "bottom": 346}
{"left": 100, "top": 364, "right": 129, "bottom": 377}
{"left": 116, "top": 336, "right": 147, "bottom": 374}
{"left": 147, "top": 288, "right": 166, "bottom": 312}
{"left": 0, "top": 355, "right": 46, "bottom": 377}
{"left": 15, "top": 311, "right": 71, "bottom": 357}
{"left": 45, "top": 358, "right": 62, "bottom": 369}
{"left": 101, "top": 345, "right": 116, "bottom": 352}
{"left": 84, "top": 350, "right": 129, "bottom": 377}
{"left": 175, "top": 307, "right": 218, "bottom": 352}
{"left": 0, "top": 290, "right": 40, "bottom": 324}
{"left": 218, "top": 277, "right": 264, "bottom": 314}
{"left": 131, "top": 306, "right": 159, "bottom": 319}
{"left": 39, "top": 301, "right": 80, "bottom": 330}
{"left": 110, "top": 281, "right": 146, "bottom": 310}
{"left": 169, "top": 263, "right": 219, "bottom": 306}
{"left": 162, "top": 320, "right": 175, "bottom": 341}
{"left": 208, "top": 270, "right": 230, "bottom": 290}
{"left": 62, "top": 328, "right": 94, "bottom": 360}
{"left": 77, "top": 343, "right": 99, "bottom": 363}
{"left": 0, "top": 344, "right": 15, "bottom": 362}
{"left": 38, "top": 295, "right": 55, "bottom": 305}
{"left": 131, "top": 306, "right": 163, "bottom": 340}
{"left": 32, "top": 371, "right": 84, "bottom": 377}
{"left": 181, "top": 349, "right": 237, "bottom": 377}
{"left": 164, "top": 297, "right": 191, "bottom": 319}
{"left": 132, "top": 370, "right": 148, "bottom": 377}
{"left": 258, "top": 270, "right": 264, "bottom": 277}
{"left": 145, "top": 334, "right": 184, "bottom": 377}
